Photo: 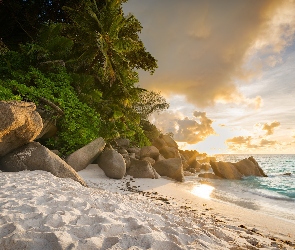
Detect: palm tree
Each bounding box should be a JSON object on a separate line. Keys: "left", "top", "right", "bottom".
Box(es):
{"left": 64, "top": 0, "right": 143, "bottom": 85}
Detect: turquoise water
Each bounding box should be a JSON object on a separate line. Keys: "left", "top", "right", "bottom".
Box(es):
{"left": 216, "top": 154, "right": 295, "bottom": 199}
{"left": 187, "top": 154, "right": 295, "bottom": 221}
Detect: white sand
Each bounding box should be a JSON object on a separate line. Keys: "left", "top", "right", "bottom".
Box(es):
{"left": 0, "top": 165, "right": 294, "bottom": 250}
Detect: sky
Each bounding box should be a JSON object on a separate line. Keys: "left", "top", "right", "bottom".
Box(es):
{"left": 123, "top": 0, "right": 295, "bottom": 155}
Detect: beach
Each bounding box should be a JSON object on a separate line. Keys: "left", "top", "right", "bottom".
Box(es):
{"left": 0, "top": 165, "right": 294, "bottom": 250}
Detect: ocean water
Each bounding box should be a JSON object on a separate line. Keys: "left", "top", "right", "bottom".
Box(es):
{"left": 185, "top": 154, "right": 295, "bottom": 221}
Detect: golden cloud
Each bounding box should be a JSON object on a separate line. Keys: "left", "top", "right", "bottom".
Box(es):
{"left": 226, "top": 137, "right": 259, "bottom": 151}
{"left": 127, "top": 0, "right": 295, "bottom": 108}
{"left": 226, "top": 136, "right": 252, "bottom": 145}
{"left": 150, "top": 111, "right": 215, "bottom": 144}
{"left": 260, "top": 139, "right": 277, "bottom": 146}
{"left": 226, "top": 135, "right": 278, "bottom": 151}
{"left": 262, "top": 121, "right": 280, "bottom": 135}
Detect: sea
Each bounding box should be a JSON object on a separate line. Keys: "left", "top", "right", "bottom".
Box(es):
{"left": 184, "top": 154, "right": 295, "bottom": 222}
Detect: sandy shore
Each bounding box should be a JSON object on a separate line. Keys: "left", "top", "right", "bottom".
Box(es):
{"left": 0, "top": 165, "right": 294, "bottom": 249}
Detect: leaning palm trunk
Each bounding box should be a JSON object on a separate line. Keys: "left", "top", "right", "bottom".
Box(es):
{"left": 36, "top": 97, "right": 64, "bottom": 139}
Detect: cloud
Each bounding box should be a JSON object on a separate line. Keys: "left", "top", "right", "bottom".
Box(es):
{"left": 226, "top": 135, "right": 278, "bottom": 151}
{"left": 149, "top": 111, "right": 181, "bottom": 135}
{"left": 150, "top": 111, "right": 215, "bottom": 144}
{"left": 260, "top": 139, "right": 277, "bottom": 146}
{"left": 125, "top": 0, "right": 295, "bottom": 108}
{"left": 262, "top": 121, "right": 280, "bottom": 135}
{"left": 226, "top": 136, "right": 259, "bottom": 150}
{"left": 226, "top": 136, "right": 252, "bottom": 145}
{"left": 246, "top": 96, "right": 263, "bottom": 110}
{"left": 174, "top": 111, "right": 215, "bottom": 144}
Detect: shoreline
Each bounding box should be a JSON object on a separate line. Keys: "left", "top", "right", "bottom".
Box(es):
{"left": 80, "top": 165, "right": 295, "bottom": 246}
{"left": 1, "top": 165, "right": 294, "bottom": 249}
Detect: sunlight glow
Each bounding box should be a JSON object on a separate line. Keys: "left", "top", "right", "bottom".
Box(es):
{"left": 191, "top": 184, "right": 214, "bottom": 199}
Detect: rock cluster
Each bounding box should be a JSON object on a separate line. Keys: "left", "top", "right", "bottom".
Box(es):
{"left": 210, "top": 157, "right": 267, "bottom": 180}
{"left": 97, "top": 139, "right": 161, "bottom": 180}
{"left": 98, "top": 135, "right": 187, "bottom": 182}
{"left": 0, "top": 101, "right": 187, "bottom": 183}
{"left": 104, "top": 134, "right": 216, "bottom": 182}
{"left": 179, "top": 149, "right": 212, "bottom": 174}
{"left": 0, "top": 142, "right": 86, "bottom": 186}
{"left": 1, "top": 101, "right": 267, "bottom": 184}
{"left": 0, "top": 101, "right": 87, "bottom": 186}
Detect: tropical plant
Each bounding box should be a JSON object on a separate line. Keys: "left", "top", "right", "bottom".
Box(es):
{"left": 0, "top": 0, "right": 167, "bottom": 151}
{"left": 0, "top": 49, "right": 101, "bottom": 155}
{"left": 133, "top": 90, "right": 169, "bottom": 120}
{"left": 64, "top": 0, "right": 157, "bottom": 84}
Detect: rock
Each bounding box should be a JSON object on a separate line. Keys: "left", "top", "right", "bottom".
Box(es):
{"left": 50, "top": 150, "right": 61, "bottom": 156}
{"left": 36, "top": 102, "right": 59, "bottom": 139}
{"left": 187, "top": 155, "right": 201, "bottom": 166}
{"left": 161, "top": 134, "right": 178, "bottom": 149}
{"left": 96, "top": 149, "right": 126, "bottom": 179}
{"left": 156, "top": 154, "right": 166, "bottom": 162}
{"left": 189, "top": 160, "right": 202, "bottom": 170}
{"left": 140, "top": 146, "right": 159, "bottom": 160}
{"left": 248, "top": 156, "right": 267, "bottom": 177}
{"left": 180, "top": 152, "right": 190, "bottom": 162}
{"left": 35, "top": 119, "right": 57, "bottom": 139}
{"left": 114, "top": 138, "right": 130, "bottom": 148}
{"left": 179, "top": 154, "right": 190, "bottom": 170}
{"left": 179, "top": 150, "right": 205, "bottom": 162}
{"left": 65, "top": 137, "right": 105, "bottom": 172}
{"left": 129, "top": 153, "right": 136, "bottom": 159}
{"left": 127, "top": 158, "right": 160, "bottom": 179}
{"left": 141, "top": 157, "right": 156, "bottom": 165}
{"left": 0, "top": 101, "right": 43, "bottom": 157}
{"left": 159, "top": 146, "right": 180, "bottom": 159}
{"left": 0, "top": 142, "right": 86, "bottom": 186}
{"left": 233, "top": 157, "right": 267, "bottom": 177}
{"left": 198, "top": 173, "right": 222, "bottom": 179}
{"left": 122, "top": 154, "right": 131, "bottom": 169}
{"left": 201, "top": 163, "right": 211, "bottom": 171}
{"left": 180, "top": 153, "right": 187, "bottom": 161}
{"left": 152, "top": 137, "right": 167, "bottom": 150}
{"left": 153, "top": 158, "right": 184, "bottom": 182}
{"left": 198, "top": 156, "right": 216, "bottom": 163}
{"left": 120, "top": 153, "right": 129, "bottom": 159}
{"left": 117, "top": 148, "right": 128, "bottom": 155}
{"left": 210, "top": 161, "right": 243, "bottom": 180}
{"left": 182, "top": 161, "right": 190, "bottom": 170}
{"left": 127, "top": 147, "right": 141, "bottom": 159}
{"left": 210, "top": 157, "right": 267, "bottom": 180}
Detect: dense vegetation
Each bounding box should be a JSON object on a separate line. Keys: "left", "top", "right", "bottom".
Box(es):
{"left": 0, "top": 0, "right": 169, "bottom": 154}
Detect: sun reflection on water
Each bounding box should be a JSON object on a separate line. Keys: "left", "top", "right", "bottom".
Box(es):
{"left": 191, "top": 184, "right": 214, "bottom": 199}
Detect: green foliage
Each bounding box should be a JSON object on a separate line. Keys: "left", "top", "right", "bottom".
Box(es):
{"left": 62, "top": 0, "right": 159, "bottom": 146}
{"left": 0, "top": 0, "right": 167, "bottom": 153}
{"left": 0, "top": 57, "right": 100, "bottom": 155}
{"left": 0, "top": 84, "right": 21, "bottom": 101}
{"left": 35, "top": 23, "right": 74, "bottom": 61}
{"left": 63, "top": 0, "right": 157, "bottom": 84}
{"left": 140, "top": 120, "right": 161, "bottom": 144}
{"left": 134, "top": 90, "right": 169, "bottom": 120}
